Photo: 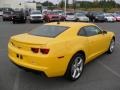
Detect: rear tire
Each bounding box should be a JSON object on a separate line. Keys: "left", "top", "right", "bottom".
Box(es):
{"left": 65, "top": 53, "right": 85, "bottom": 81}
{"left": 107, "top": 38, "right": 115, "bottom": 54}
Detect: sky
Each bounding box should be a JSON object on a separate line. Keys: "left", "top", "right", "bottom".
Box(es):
{"left": 22, "top": 0, "right": 120, "bottom": 4}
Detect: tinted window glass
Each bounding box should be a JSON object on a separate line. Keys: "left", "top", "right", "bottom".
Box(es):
{"left": 78, "top": 28, "right": 87, "bottom": 36}
{"left": 29, "top": 25, "right": 69, "bottom": 38}
{"left": 3, "top": 11, "right": 12, "bottom": 14}
{"left": 84, "top": 26, "right": 102, "bottom": 36}
{"left": 76, "top": 13, "right": 85, "bottom": 16}
{"left": 66, "top": 13, "right": 74, "bottom": 15}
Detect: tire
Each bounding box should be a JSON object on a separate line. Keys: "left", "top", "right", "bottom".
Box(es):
{"left": 30, "top": 20, "right": 33, "bottom": 23}
{"left": 65, "top": 53, "right": 85, "bottom": 81}
{"left": 107, "top": 38, "right": 115, "bottom": 54}
{"left": 3, "top": 18, "right": 5, "bottom": 21}
{"left": 23, "top": 20, "right": 26, "bottom": 23}
{"left": 76, "top": 18, "right": 79, "bottom": 22}
{"left": 12, "top": 21, "right": 15, "bottom": 24}
{"left": 42, "top": 20, "right": 45, "bottom": 23}
{"left": 47, "top": 18, "right": 50, "bottom": 23}
{"left": 93, "top": 19, "right": 95, "bottom": 22}
{"left": 44, "top": 17, "right": 50, "bottom": 23}
{"left": 61, "top": 18, "right": 65, "bottom": 21}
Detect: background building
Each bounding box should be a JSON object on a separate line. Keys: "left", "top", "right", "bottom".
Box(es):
{"left": 0, "top": 0, "right": 24, "bottom": 9}
{"left": 0, "top": 0, "right": 37, "bottom": 10}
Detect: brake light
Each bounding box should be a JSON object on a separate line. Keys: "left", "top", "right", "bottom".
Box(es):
{"left": 31, "top": 48, "right": 39, "bottom": 53}
{"left": 40, "top": 48, "right": 49, "bottom": 54}
{"left": 31, "top": 48, "right": 49, "bottom": 54}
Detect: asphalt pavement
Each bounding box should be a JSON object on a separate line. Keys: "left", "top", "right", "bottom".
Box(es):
{"left": 0, "top": 16, "right": 120, "bottom": 90}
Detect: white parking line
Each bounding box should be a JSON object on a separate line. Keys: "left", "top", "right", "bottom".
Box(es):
{"left": 98, "top": 61, "right": 120, "bottom": 78}
{"left": 13, "top": 70, "right": 20, "bottom": 90}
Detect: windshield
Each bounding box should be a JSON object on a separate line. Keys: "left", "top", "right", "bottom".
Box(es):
{"left": 113, "top": 14, "right": 120, "bottom": 17}
{"left": 14, "top": 11, "right": 23, "bottom": 15}
{"left": 105, "top": 15, "right": 112, "bottom": 17}
{"left": 29, "top": 25, "right": 69, "bottom": 38}
{"left": 4, "top": 12, "right": 12, "bottom": 14}
{"left": 96, "top": 14, "right": 104, "bottom": 17}
{"left": 48, "top": 11, "right": 58, "bottom": 15}
{"left": 66, "top": 13, "right": 74, "bottom": 15}
{"left": 76, "top": 13, "right": 85, "bottom": 16}
{"left": 31, "top": 11, "right": 41, "bottom": 14}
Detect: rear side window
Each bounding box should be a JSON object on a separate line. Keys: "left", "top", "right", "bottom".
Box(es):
{"left": 84, "top": 26, "right": 102, "bottom": 36}
{"left": 78, "top": 28, "right": 87, "bottom": 36}
{"left": 29, "top": 25, "right": 69, "bottom": 38}
{"left": 78, "top": 26, "right": 102, "bottom": 36}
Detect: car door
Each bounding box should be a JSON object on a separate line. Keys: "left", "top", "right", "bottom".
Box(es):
{"left": 83, "top": 26, "right": 107, "bottom": 61}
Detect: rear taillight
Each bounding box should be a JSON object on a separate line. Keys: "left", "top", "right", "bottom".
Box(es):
{"left": 31, "top": 48, "right": 39, "bottom": 53}
{"left": 31, "top": 48, "right": 49, "bottom": 54}
{"left": 40, "top": 48, "right": 49, "bottom": 54}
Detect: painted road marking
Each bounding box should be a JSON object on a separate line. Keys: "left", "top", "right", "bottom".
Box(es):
{"left": 98, "top": 61, "right": 120, "bottom": 78}
{"left": 13, "top": 70, "right": 20, "bottom": 90}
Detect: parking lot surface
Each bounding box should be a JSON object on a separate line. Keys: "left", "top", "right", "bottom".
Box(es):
{"left": 0, "top": 16, "right": 120, "bottom": 90}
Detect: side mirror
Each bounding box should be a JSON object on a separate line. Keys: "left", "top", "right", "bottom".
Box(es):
{"left": 102, "top": 30, "right": 107, "bottom": 34}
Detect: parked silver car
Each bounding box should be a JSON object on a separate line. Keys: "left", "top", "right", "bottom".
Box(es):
{"left": 66, "top": 12, "right": 77, "bottom": 21}
{"left": 76, "top": 13, "right": 89, "bottom": 22}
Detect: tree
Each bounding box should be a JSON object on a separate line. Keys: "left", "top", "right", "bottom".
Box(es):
{"left": 42, "top": 1, "right": 54, "bottom": 6}
{"left": 59, "top": 0, "right": 65, "bottom": 8}
{"left": 72, "top": 0, "right": 76, "bottom": 10}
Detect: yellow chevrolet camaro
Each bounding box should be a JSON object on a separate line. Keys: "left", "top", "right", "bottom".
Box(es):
{"left": 8, "top": 22, "right": 115, "bottom": 81}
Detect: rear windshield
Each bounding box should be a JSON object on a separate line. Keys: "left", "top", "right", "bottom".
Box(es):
{"left": 29, "top": 25, "right": 69, "bottom": 38}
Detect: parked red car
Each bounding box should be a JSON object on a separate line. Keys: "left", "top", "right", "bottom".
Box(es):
{"left": 43, "top": 11, "right": 65, "bottom": 22}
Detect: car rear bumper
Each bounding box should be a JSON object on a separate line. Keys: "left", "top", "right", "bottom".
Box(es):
{"left": 8, "top": 43, "right": 69, "bottom": 77}
{"left": 30, "top": 18, "right": 43, "bottom": 22}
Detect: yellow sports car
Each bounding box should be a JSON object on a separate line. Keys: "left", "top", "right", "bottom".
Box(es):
{"left": 8, "top": 22, "right": 115, "bottom": 81}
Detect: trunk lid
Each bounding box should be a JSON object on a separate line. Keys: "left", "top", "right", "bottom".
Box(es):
{"left": 10, "top": 33, "right": 53, "bottom": 52}
{"left": 11, "top": 33, "right": 53, "bottom": 45}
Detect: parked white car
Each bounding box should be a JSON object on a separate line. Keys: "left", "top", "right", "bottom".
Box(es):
{"left": 104, "top": 14, "right": 116, "bottom": 22}
{"left": 29, "top": 10, "right": 44, "bottom": 23}
{"left": 66, "top": 12, "right": 77, "bottom": 21}
{"left": 76, "top": 13, "right": 89, "bottom": 22}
